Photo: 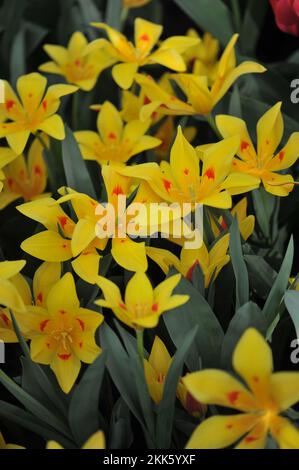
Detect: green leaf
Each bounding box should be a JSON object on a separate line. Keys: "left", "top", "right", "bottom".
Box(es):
{"left": 245, "top": 255, "right": 277, "bottom": 300}
{"left": 229, "top": 218, "right": 249, "bottom": 309}
{"left": 284, "top": 291, "right": 299, "bottom": 341}
{"left": 164, "top": 272, "right": 223, "bottom": 369}
{"left": 10, "top": 26, "right": 26, "bottom": 85}
{"left": 229, "top": 86, "right": 242, "bottom": 118}
{"left": 68, "top": 352, "right": 107, "bottom": 446}
{"left": 0, "top": 401, "right": 75, "bottom": 448}
{"left": 109, "top": 399, "right": 133, "bottom": 450}
{"left": 252, "top": 187, "right": 277, "bottom": 239}
{"left": 105, "top": 0, "right": 122, "bottom": 30}
{"left": 156, "top": 326, "right": 198, "bottom": 449}
{"left": 62, "top": 126, "right": 97, "bottom": 199}
{"left": 0, "top": 369, "right": 70, "bottom": 438}
{"left": 239, "top": 0, "right": 268, "bottom": 55}
{"left": 221, "top": 302, "right": 267, "bottom": 367}
{"left": 173, "top": 0, "right": 234, "bottom": 47}
{"left": 263, "top": 237, "right": 294, "bottom": 331}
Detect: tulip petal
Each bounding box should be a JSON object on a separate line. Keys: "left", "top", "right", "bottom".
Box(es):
{"left": 71, "top": 218, "right": 96, "bottom": 257}
{"left": 257, "top": 102, "right": 283, "bottom": 160}
{"left": 72, "top": 251, "right": 101, "bottom": 285}
{"left": 270, "top": 416, "right": 299, "bottom": 449}
{"left": 47, "top": 272, "right": 79, "bottom": 315}
{"left": 82, "top": 431, "right": 106, "bottom": 449}
{"left": 21, "top": 230, "right": 72, "bottom": 262}
{"left": 270, "top": 372, "right": 299, "bottom": 411}
{"left": 134, "top": 18, "right": 162, "bottom": 55}
{"left": 112, "top": 63, "right": 139, "bottom": 90}
{"left": 50, "top": 350, "right": 81, "bottom": 394}
{"left": 97, "top": 101, "right": 123, "bottom": 144}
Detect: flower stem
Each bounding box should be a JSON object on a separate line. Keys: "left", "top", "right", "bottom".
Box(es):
{"left": 136, "top": 328, "right": 145, "bottom": 368}
{"left": 205, "top": 114, "right": 222, "bottom": 139}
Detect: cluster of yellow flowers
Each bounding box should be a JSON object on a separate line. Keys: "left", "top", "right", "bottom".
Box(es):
{"left": 1, "top": 15, "right": 299, "bottom": 450}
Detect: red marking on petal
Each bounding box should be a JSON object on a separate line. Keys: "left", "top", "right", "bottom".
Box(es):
{"left": 162, "top": 178, "right": 172, "bottom": 193}
{"left": 79, "top": 341, "right": 83, "bottom": 348}
{"left": 36, "top": 292, "right": 43, "bottom": 304}
{"left": 57, "top": 353, "right": 71, "bottom": 361}
{"left": 7, "top": 177, "right": 13, "bottom": 188}
{"left": 157, "top": 373, "right": 164, "bottom": 383}
{"left": 76, "top": 318, "right": 85, "bottom": 331}
{"left": 245, "top": 435, "right": 258, "bottom": 443}
{"left": 241, "top": 141, "right": 250, "bottom": 152}
{"left": 184, "top": 168, "right": 190, "bottom": 175}
{"left": 151, "top": 302, "right": 158, "bottom": 312}
{"left": 42, "top": 100, "right": 47, "bottom": 111}
{"left": 39, "top": 319, "right": 50, "bottom": 332}
{"left": 220, "top": 218, "right": 228, "bottom": 230}
{"left": 227, "top": 390, "right": 240, "bottom": 405}
{"left": 75, "top": 59, "right": 82, "bottom": 67}
{"left": 119, "top": 302, "right": 126, "bottom": 309}
{"left": 204, "top": 167, "right": 215, "bottom": 180}
{"left": 0, "top": 313, "right": 10, "bottom": 326}
{"left": 46, "top": 342, "right": 50, "bottom": 348}
{"left": 6, "top": 100, "right": 15, "bottom": 111}
{"left": 266, "top": 139, "right": 270, "bottom": 145}
{"left": 112, "top": 184, "right": 124, "bottom": 196}
{"left": 143, "top": 96, "right": 151, "bottom": 105}
{"left": 226, "top": 423, "right": 233, "bottom": 429}
{"left": 185, "top": 392, "right": 206, "bottom": 417}
{"left": 58, "top": 216, "right": 68, "bottom": 229}
{"left": 186, "top": 260, "right": 199, "bottom": 281}
{"left": 34, "top": 165, "right": 42, "bottom": 175}
{"left": 108, "top": 132, "right": 117, "bottom": 140}
{"left": 59, "top": 309, "right": 66, "bottom": 315}
{"left": 252, "top": 375, "right": 259, "bottom": 383}
{"left": 62, "top": 243, "right": 68, "bottom": 249}
{"left": 279, "top": 151, "right": 285, "bottom": 162}
{"left": 139, "top": 33, "right": 150, "bottom": 42}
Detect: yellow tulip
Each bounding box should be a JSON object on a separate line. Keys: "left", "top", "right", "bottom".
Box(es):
{"left": 47, "top": 430, "right": 105, "bottom": 449}
{"left": 137, "top": 34, "right": 266, "bottom": 117}
{"left": 86, "top": 18, "right": 200, "bottom": 89}
{"left": 40, "top": 32, "right": 115, "bottom": 91}
{"left": 184, "top": 30, "right": 219, "bottom": 85}
{"left": 95, "top": 271, "right": 189, "bottom": 330}
{"left": 0, "top": 147, "right": 18, "bottom": 192}
{"left": 210, "top": 197, "right": 255, "bottom": 241}
{"left": 0, "top": 261, "right": 27, "bottom": 332}
{"left": 0, "top": 136, "right": 49, "bottom": 210}
{"left": 216, "top": 102, "right": 299, "bottom": 196}
{"left": 0, "top": 431, "right": 25, "bottom": 449}
{"left": 0, "top": 73, "right": 78, "bottom": 154}
{"left": 116, "top": 126, "right": 253, "bottom": 209}
{"left": 184, "top": 328, "right": 299, "bottom": 449}
{"left": 75, "top": 101, "right": 161, "bottom": 165}
{"left": 20, "top": 273, "right": 103, "bottom": 394}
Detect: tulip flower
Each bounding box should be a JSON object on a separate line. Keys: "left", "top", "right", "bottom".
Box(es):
{"left": 0, "top": 136, "right": 49, "bottom": 210}
{"left": 0, "top": 432, "right": 25, "bottom": 449}
{"left": 95, "top": 271, "right": 189, "bottom": 329}
{"left": 270, "top": 0, "right": 299, "bottom": 36}
{"left": 137, "top": 35, "right": 266, "bottom": 117}
{"left": 39, "top": 32, "right": 115, "bottom": 91}
{"left": 184, "top": 328, "right": 299, "bottom": 449}
{"left": 216, "top": 102, "right": 299, "bottom": 196}
{"left": 0, "top": 260, "right": 26, "bottom": 315}
{"left": 47, "top": 430, "right": 105, "bottom": 449}
{"left": 184, "top": 30, "right": 219, "bottom": 85}
{"left": 21, "top": 273, "right": 103, "bottom": 393}
{"left": 86, "top": 18, "right": 200, "bottom": 89}
{"left": 75, "top": 101, "right": 161, "bottom": 166}
{"left": 0, "top": 73, "right": 78, "bottom": 154}
{"left": 0, "top": 147, "right": 18, "bottom": 192}
{"left": 210, "top": 198, "right": 255, "bottom": 241}
{"left": 1, "top": 262, "right": 61, "bottom": 343}
{"left": 116, "top": 126, "right": 258, "bottom": 209}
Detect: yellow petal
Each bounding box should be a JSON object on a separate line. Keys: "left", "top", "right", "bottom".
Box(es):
{"left": 6, "top": 130, "right": 30, "bottom": 155}
{"left": 28, "top": 136, "right": 48, "bottom": 195}
{"left": 216, "top": 114, "right": 257, "bottom": 162}
{"left": 262, "top": 172, "right": 294, "bottom": 197}
{"left": 39, "top": 61, "right": 63, "bottom": 75}
{"left": 144, "top": 359, "right": 164, "bottom": 404}
{"left": 154, "top": 273, "right": 188, "bottom": 311}
{"left": 112, "top": 237, "right": 148, "bottom": 272}
{"left": 134, "top": 18, "right": 162, "bottom": 55}
{"left": 0, "top": 278, "right": 26, "bottom": 312}
{"left": 221, "top": 172, "right": 260, "bottom": 195}
{"left": 17, "top": 73, "right": 47, "bottom": 114}
{"left": 33, "top": 262, "right": 61, "bottom": 307}
{"left": 233, "top": 328, "right": 273, "bottom": 407}
{"left": 270, "top": 416, "right": 299, "bottom": 449}
{"left": 47, "top": 272, "right": 79, "bottom": 315}
{"left": 95, "top": 275, "right": 123, "bottom": 309}
{"left": 270, "top": 372, "right": 299, "bottom": 411}
{"left": 149, "top": 336, "right": 172, "bottom": 376}
{"left": 149, "top": 49, "right": 186, "bottom": 71}
{"left": 112, "top": 62, "right": 139, "bottom": 90}
{"left": 71, "top": 219, "right": 96, "bottom": 257}
{"left": 183, "top": 369, "right": 257, "bottom": 411}
{"left": 0, "top": 260, "right": 26, "bottom": 280}
{"left": 10, "top": 273, "right": 32, "bottom": 305}
{"left": 43, "top": 44, "right": 68, "bottom": 66}
{"left": 30, "top": 335, "right": 57, "bottom": 364}
{"left": 269, "top": 132, "right": 299, "bottom": 171}
{"left": 170, "top": 126, "right": 199, "bottom": 191}
{"left": 47, "top": 441, "right": 64, "bottom": 449}
{"left": 257, "top": 102, "right": 283, "bottom": 160}
{"left": 21, "top": 231, "right": 72, "bottom": 262}
{"left": 72, "top": 251, "right": 101, "bottom": 285}
{"left": 146, "top": 246, "right": 180, "bottom": 274}
{"left": 125, "top": 271, "right": 154, "bottom": 309}
{"left": 50, "top": 351, "right": 81, "bottom": 393}
{"left": 82, "top": 431, "right": 105, "bottom": 449}
{"left": 234, "top": 420, "right": 268, "bottom": 449}
{"left": 97, "top": 101, "right": 123, "bottom": 144}
{"left": 159, "top": 36, "right": 200, "bottom": 54}
{"left": 68, "top": 31, "right": 88, "bottom": 56}
{"left": 186, "top": 414, "right": 259, "bottom": 449}
{"left": 37, "top": 114, "right": 65, "bottom": 140}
